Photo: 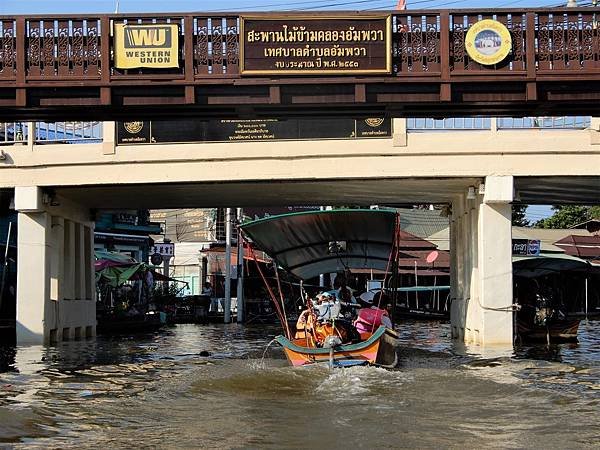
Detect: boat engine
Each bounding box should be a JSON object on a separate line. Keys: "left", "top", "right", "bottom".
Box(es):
{"left": 322, "top": 335, "right": 342, "bottom": 348}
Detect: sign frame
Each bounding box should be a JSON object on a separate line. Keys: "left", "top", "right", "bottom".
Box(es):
{"left": 240, "top": 15, "right": 392, "bottom": 76}
{"left": 465, "top": 19, "right": 512, "bottom": 66}
{"left": 114, "top": 23, "right": 180, "bottom": 69}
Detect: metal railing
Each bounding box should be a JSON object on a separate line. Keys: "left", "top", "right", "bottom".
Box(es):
{"left": 407, "top": 117, "right": 492, "bottom": 131}
{"left": 408, "top": 117, "right": 592, "bottom": 132}
{"left": 497, "top": 117, "right": 591, "bottom": 130}
{"left": 0, "top": 122, "right": 28, "bottom": 145}
{"left": 35, "top": 122, "right": 102, "bottom": 144}
{"left": 1, "top": 121, "right": 102, "bottom": 144}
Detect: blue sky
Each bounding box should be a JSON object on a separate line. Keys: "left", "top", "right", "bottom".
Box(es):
{"left": 526, "top": 205, "right": 553, "bottom": 223}
{"left": 0, "top": 0, "right": 566, "bottom": 14}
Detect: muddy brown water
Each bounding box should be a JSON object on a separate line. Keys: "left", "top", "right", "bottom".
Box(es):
{"left": 1, "top": 320, "right": 599, "bottom": 449}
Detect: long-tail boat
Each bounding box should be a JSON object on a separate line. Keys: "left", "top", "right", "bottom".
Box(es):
{"left": 513, "top": 254, "right": 592, "bottom": 344}
{"left": 241, "top": 209, "right": 400, "bottom": 368}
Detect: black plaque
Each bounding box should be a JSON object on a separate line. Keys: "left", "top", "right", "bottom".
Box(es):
{"left": 116, "top": 117, "right": 391, "bottom": 145}
{"left": 117, "top": 121, "right": 151, "bottom": 144}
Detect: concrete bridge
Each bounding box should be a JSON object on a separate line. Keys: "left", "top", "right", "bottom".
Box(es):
{"left": 0, "top": 8, "right": 599, "bottom": 348}
{"left": 1, "top": 117, "right": 599, "bottom": 347}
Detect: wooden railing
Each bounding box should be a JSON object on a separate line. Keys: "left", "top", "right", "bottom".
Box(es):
{"left": 0, "top": 9, "right": 599, "bottom": 84}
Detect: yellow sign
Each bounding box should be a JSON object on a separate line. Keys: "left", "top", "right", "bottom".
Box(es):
{"left": 465, "top": 19, "right": 512, "bottom": 66}
{"left": 114, "top": 23, "right": 179, "bottom": 69}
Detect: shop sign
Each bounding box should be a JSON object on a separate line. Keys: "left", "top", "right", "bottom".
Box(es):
{"left": 117, "top": 117, "right": 391, "bottom": 144}
{"left": 114, "top": 212, "right": 137, "bottom": 225}
{"left": 240, "top": 16, "right": 391, "bottom": 75}
{"left": 114, "top": 23, "right": 179, "bottom": 69}
{"left": 512, "top": 239, "right": 541, "bottom": 256}
{"left": 465, "top": 19, "right": 512, "bottom": 66}
{"left": 151, "top": 242, "right": 175, "bottom": 257}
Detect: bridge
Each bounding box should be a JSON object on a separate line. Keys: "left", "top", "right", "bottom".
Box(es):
{"left": 1, "top": 8, "right": 600, "bottom": 120}
{"left": 0, "top": 8, "right": 599, "bottom": 349}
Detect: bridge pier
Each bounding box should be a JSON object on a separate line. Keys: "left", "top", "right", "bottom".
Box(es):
{"left": 450, "top": 176, "right": 514, "bottom": 347}
{"left": 15, "top": 187, "right": 96, "bottom": 345}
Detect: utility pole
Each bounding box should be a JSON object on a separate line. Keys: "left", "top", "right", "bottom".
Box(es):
{"left": 236, "top": 208, "right": 244, "bottom": 323}
{"left": 162, "top": 238, "right": 171, "bottom": 294}
{"left": 224, "top": 208, "right": 232, "bottom": 323}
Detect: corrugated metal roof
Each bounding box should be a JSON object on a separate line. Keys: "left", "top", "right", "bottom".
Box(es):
{"left": 396, "top": 208, "right": 449, "bottom": 238}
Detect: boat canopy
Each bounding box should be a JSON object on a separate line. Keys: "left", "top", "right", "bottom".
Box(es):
{"left": 240, "top": 209, "right": 398, "bottom": 280}
{"left": 513, "top": 253, "right": 591, "bottom": 278}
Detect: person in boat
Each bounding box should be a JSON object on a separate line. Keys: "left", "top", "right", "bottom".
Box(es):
{"left": 295, "top": 293, "right": 360, "bottom": 345}
{"left": 354, "top": 291, "right": 393, "bottom": 334}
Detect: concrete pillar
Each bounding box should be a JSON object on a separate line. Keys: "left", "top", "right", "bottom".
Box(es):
{"left": 15, "top": 210, "right": 50, "bottom": 344}
{"left": 64, "top": 220, "right": 75, "bottom": 300}
{"left": 14, "top": 186, "right": 96, "bottom": 345}
{"left": 450, "top": 176, "right": 514, "bottom": 347}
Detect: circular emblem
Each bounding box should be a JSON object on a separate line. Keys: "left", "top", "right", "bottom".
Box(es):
{"left": 465, "top": 19, "right": 512, "bottom": 66}
{"left": 124, "top": 121, "right": 144, "bottom": 134}
{"left": 365, "top": 118, "right": 384, "bottom": 128}
{"left": 150, "top": 253, "right": 163, "bottom": 265}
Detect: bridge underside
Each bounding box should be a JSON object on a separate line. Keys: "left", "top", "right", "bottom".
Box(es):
{"left": 46, "top": 176, "right": 600, "bottom": 210}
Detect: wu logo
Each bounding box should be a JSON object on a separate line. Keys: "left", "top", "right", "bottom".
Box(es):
{"left": 123, "top": 26, "right": 172, "bottom": 48}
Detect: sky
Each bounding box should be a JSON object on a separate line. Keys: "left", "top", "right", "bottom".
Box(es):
{"left": 0, "top": 0, "right": 570, "bottom": 14}
{"left": 526, "top": 205, "right": 554, "bottom": 223}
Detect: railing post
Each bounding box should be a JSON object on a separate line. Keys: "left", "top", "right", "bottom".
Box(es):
{"left": 184, "top": 16, "right": 195, "bottom": 104}
{"left": 100, "top": 16, "right": 111, "bottom": 105}
{"left": 393, "top": 118, "right": 407, "bottom": 147}
{"left": 27, "top": 122, "right": 35, "bottom": 150}
{"left": 15, "top": 17, "right": 26, "bottom": 107}
{"left": 526, "top": 12, "right": 537, "bottom": 101}
{"left": 440, "top": 11, "right": 451, "bottom": 101}
{"left": 102, "top": 121, "right": 116, "bottom": 155}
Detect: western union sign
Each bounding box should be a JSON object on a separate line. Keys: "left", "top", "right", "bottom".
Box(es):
{"left": 114, "top": 23, "right": 179, "bottom": 69}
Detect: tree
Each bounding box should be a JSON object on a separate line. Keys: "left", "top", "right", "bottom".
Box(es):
{"left": 535, "top": 205, "right": 600, "bottom": 229}
{"left": 512, "top": 204, "right": 530, "bottom": 227}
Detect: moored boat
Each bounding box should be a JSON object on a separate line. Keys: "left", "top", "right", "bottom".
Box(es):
{"left": 516, "top": 318, "right": 580, "bottom": 343}
{"left": 513, "top": 254, "right": 592, "bottom": 344}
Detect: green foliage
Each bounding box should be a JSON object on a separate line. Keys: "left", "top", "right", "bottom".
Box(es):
{"left": 535, "top": 205, "right": 599, "bottom": 229}
{"left": 512, "top": 205, "right": 530, "bottom": 227}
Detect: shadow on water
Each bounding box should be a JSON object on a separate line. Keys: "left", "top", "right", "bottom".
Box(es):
{"left": 0, "top": 321, "right": 598, "bottom": 448}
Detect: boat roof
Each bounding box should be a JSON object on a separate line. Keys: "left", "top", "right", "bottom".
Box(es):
{"left": 512, "top": 253, "right": 592, "bottom": 277}
{"left": 240, "top": 209, "right": 398, "bottom": 280}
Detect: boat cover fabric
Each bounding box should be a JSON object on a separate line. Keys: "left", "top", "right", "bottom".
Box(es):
{"left": 241, "top": 209, "right": 397, "bottom": 280}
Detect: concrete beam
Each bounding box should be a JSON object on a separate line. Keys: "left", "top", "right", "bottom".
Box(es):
{"left": 483, "top": 175, "right": 513, "bottom": 204}
{"left": 14, "top": 186, "right": 43, "bottom": 212}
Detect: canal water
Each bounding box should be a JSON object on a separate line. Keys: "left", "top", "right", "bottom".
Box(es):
{"left": 1, "top": 320, "right": 599, "bottom": 449}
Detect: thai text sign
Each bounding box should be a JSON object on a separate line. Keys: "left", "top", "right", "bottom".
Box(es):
{"left": 240, "top": 16, "right": 391, "bottom": 75}
{"left": 117, "top": 117, "right": 391, "bottom": 144}
{"left": 114, "top": 23, "right": 179, "bottom": 69}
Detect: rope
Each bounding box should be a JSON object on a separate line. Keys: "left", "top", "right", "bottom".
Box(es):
{"left": 244, "top": 236, "right": 291, "bottom": 338}
{"left": 273, "top": 262, "right": 289, "bottom": 336}
{"left": 370, "top": 213, "right": 401, "bottom": 334}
